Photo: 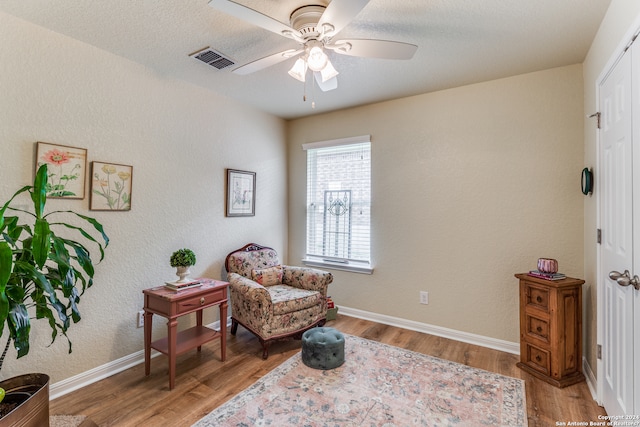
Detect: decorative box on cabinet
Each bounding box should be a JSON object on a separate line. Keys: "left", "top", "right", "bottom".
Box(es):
{"left": 515, "top": 273, "right": 585, "bottom": 388}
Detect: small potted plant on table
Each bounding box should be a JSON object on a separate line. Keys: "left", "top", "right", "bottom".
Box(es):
{"left": 170, "top": 248, "right": 196, "bottom": 283}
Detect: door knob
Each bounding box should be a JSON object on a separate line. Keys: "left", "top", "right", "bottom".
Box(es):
{"left": 609, "top": 270, "right": 629, "bottom": 280}
{"left": 619, "top": 275, "right": 640, "bottom": 290}
{"left": 609, "top": 270, "right": 640, "bottom": 290}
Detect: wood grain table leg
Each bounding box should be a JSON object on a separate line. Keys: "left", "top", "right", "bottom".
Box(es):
{"left": 167, "top": 318, "right": 178, "bottom": 390}
{"left": 220, "top": 301, "right": 227, "bottom": 361}
{"left": 196, "top": 308, "right": 203, "bottom": 352}
{"left": 144, "top": 310, "right": 153, "bottom": 376}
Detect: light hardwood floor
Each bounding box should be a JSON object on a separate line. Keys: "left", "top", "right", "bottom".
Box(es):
{"left": 50, "top": 315, "right": 606, "bottom": 426}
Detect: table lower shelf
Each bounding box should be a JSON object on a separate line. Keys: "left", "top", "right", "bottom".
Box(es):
{"left": 151, "top": 325, "right": 221, "bottom": 356}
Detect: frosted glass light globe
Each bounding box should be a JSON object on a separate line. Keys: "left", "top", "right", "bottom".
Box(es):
{"left": 307, "top": 46, "right": 328, "bottom": 71}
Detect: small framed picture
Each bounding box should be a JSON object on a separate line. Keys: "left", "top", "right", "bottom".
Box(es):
{"left": 90, "top": 161, "right": 133, "bottom": 211}
{"left": 35, "top": 141, "right": 88, "bottom": 199}
{"left": 226, "top": 169, "right": 256, "bottom": 217}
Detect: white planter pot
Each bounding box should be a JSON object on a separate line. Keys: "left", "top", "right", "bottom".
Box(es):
{"left": 175, "top": 266, "right": 192, "bottom": 283}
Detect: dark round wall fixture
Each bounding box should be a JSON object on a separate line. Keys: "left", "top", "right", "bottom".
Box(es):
{"left": 581, "top": 168, "right": 593, "bottom": 195}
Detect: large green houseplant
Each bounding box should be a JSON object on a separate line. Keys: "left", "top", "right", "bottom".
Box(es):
{"left": 0, "top": 164, "right": 109, "bottom": 370}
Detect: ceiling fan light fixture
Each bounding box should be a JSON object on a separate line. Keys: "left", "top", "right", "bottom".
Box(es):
{"left": 288, "top": 58, "right": 308, "bottom": 82}
{"left": 320, "top": 60, "right": 339, "bottom": 82}
{"left": 307, "top": 46, "right": 328, "bottom": 71}
{"left": 209, "top": 0, "right": 420, "bottom": 96}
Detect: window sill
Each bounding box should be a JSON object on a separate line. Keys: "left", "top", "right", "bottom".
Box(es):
{"left": 302, "top": 258, "right": 374, "bottom": 275}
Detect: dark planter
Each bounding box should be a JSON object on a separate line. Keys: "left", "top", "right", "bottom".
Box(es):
{"left": 0, "top": 373, "right": 49, "bottom": 427}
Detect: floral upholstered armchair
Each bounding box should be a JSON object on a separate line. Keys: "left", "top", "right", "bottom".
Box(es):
{"left": 225, "top": 243, "right": 333, "bottom": 359}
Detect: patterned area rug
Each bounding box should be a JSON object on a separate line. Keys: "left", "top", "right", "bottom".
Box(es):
{"left": 50, "top": 415, "right": 87, "bottom": 427}
{"left": 193, "top": 335, "right": 527, "bottom": 426}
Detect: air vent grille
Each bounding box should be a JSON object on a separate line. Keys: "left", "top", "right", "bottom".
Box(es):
{"left": 189, "top": 47, "right": 235, "bottom": 71}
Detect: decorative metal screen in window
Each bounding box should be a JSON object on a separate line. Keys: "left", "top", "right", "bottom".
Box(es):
{"left": 305, "top": 139, "right": 370, "bottom": 263}
{"left": 323, "top": 190, "right": 352, "bottom": 258}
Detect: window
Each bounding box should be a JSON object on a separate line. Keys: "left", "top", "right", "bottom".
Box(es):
{"left": 302, "top": 135, "right": 372, "bottom": 274}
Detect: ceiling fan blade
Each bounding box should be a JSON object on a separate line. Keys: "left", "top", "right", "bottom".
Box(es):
{"left": 317, "top": 0, "right": 370, "bottom": 37}
{"left": 329, "top": 39, "right": 418, "bottom": 60}
{"left": 208, "top": 0, "right": 302, "bottom": 39}
{"left": 314, "top": 72, "right": 338, "bottom": 92}
{"left": 233, "top": 49, "right": 302, "bottom": 75}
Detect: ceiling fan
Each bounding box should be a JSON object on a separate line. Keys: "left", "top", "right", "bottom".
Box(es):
{"left": 208, "top": 0, "right": 418, "bottom": 92}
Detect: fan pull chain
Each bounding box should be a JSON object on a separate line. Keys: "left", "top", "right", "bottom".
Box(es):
{"left": 302, "top": 79, "right": 307, "bottom": 102}
{"left": 303, "top": 73, "right": 307, "bottom": 103}
{"left": 301, "top": 71, "right": 316, "bottom": 109}
{"left": 311, "top": 73, "right": 316, "bottom": 109}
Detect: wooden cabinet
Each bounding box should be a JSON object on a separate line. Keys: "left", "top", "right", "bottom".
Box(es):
{"left": 515, "top": 273, "right": 585, "bottom": 388}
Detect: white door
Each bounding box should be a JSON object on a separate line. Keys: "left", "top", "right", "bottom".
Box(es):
{"left": 600, "top": 45, "right": 634, "bottom": 416}
{"left": 631, "top": 37, "right": 640, "bottom": 415}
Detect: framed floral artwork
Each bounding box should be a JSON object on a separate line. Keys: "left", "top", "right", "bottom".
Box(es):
{"left": 90, "top": 162, "right": 133, "bottom": 211}
{"left": 226, "top": 169, "right": 256, "bottom": 217}
{"left": 35, "top": 142, "right": 87, "bottom": 199}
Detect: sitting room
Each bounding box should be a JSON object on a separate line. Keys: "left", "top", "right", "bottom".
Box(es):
{"left": 0, "top": 0, "right": 638, "bottom": 425}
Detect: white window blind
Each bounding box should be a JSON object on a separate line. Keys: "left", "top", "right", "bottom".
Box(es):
{"left": 303, "top": 136, "right": 371, "bottom": 272}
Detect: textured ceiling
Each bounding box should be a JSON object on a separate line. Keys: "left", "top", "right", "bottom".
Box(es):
{"left": 0, "top": 0, "right": 612, "bottom": 119}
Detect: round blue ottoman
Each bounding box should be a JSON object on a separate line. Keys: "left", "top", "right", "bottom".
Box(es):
{"left": 301, "top": 327, "right": 345, "bottom": 370}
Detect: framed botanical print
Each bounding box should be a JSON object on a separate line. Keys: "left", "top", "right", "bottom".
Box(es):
{"left": 35, "top": 142, "right": 87, "bottom": 199}
{"left": 90, "top": 161, "right": 133, "bottom": 211}
{"left": 226, "top": 169, "right": 256, "bottom": 217}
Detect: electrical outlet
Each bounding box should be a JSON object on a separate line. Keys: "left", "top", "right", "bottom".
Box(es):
{"left": 419, "top": 291, "right": 429, "bottom": 305}
{"left": 137, "top": 310, "right": 145, "bottom": 328}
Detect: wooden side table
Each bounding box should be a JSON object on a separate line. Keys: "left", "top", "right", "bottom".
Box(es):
{"left": 143, "top": 278, "right": 229, "bottom": 390}
{"left": 515, "top": 273, "right": 585, "bottom": 388}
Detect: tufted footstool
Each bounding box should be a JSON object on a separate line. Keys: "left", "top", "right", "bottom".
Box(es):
{"left": 301, "top": 327, "right": 345, "bottom": 370}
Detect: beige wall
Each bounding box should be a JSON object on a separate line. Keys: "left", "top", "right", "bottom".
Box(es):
{"left": 0, "top": 12, "right": 288, "bottom": 383}
{"left": 288, "top": 64, "right": 585, "bottom": 344}
{"left": 582, "top": 0, "right": 640, "bottom": 376}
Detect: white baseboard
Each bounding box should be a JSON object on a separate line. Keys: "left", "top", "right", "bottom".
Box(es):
{"left": 338, "top": 306, "right": 520, "bottom": 355}
{"left": 582, "top": 357, "right": 601, "bottom": 405}
{"left": 51, "top": 310, "right": 519, "bottom": 400}
{"left": 50, "top": 319, "right": 226, "bottom": 400}
{"left": 50, "top": 349, "right": 158, "bottom": 400}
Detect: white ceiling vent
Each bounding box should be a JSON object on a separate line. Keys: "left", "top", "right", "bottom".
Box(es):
{"left": 189, "top": 47, "right": 235, "bottom": 70}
